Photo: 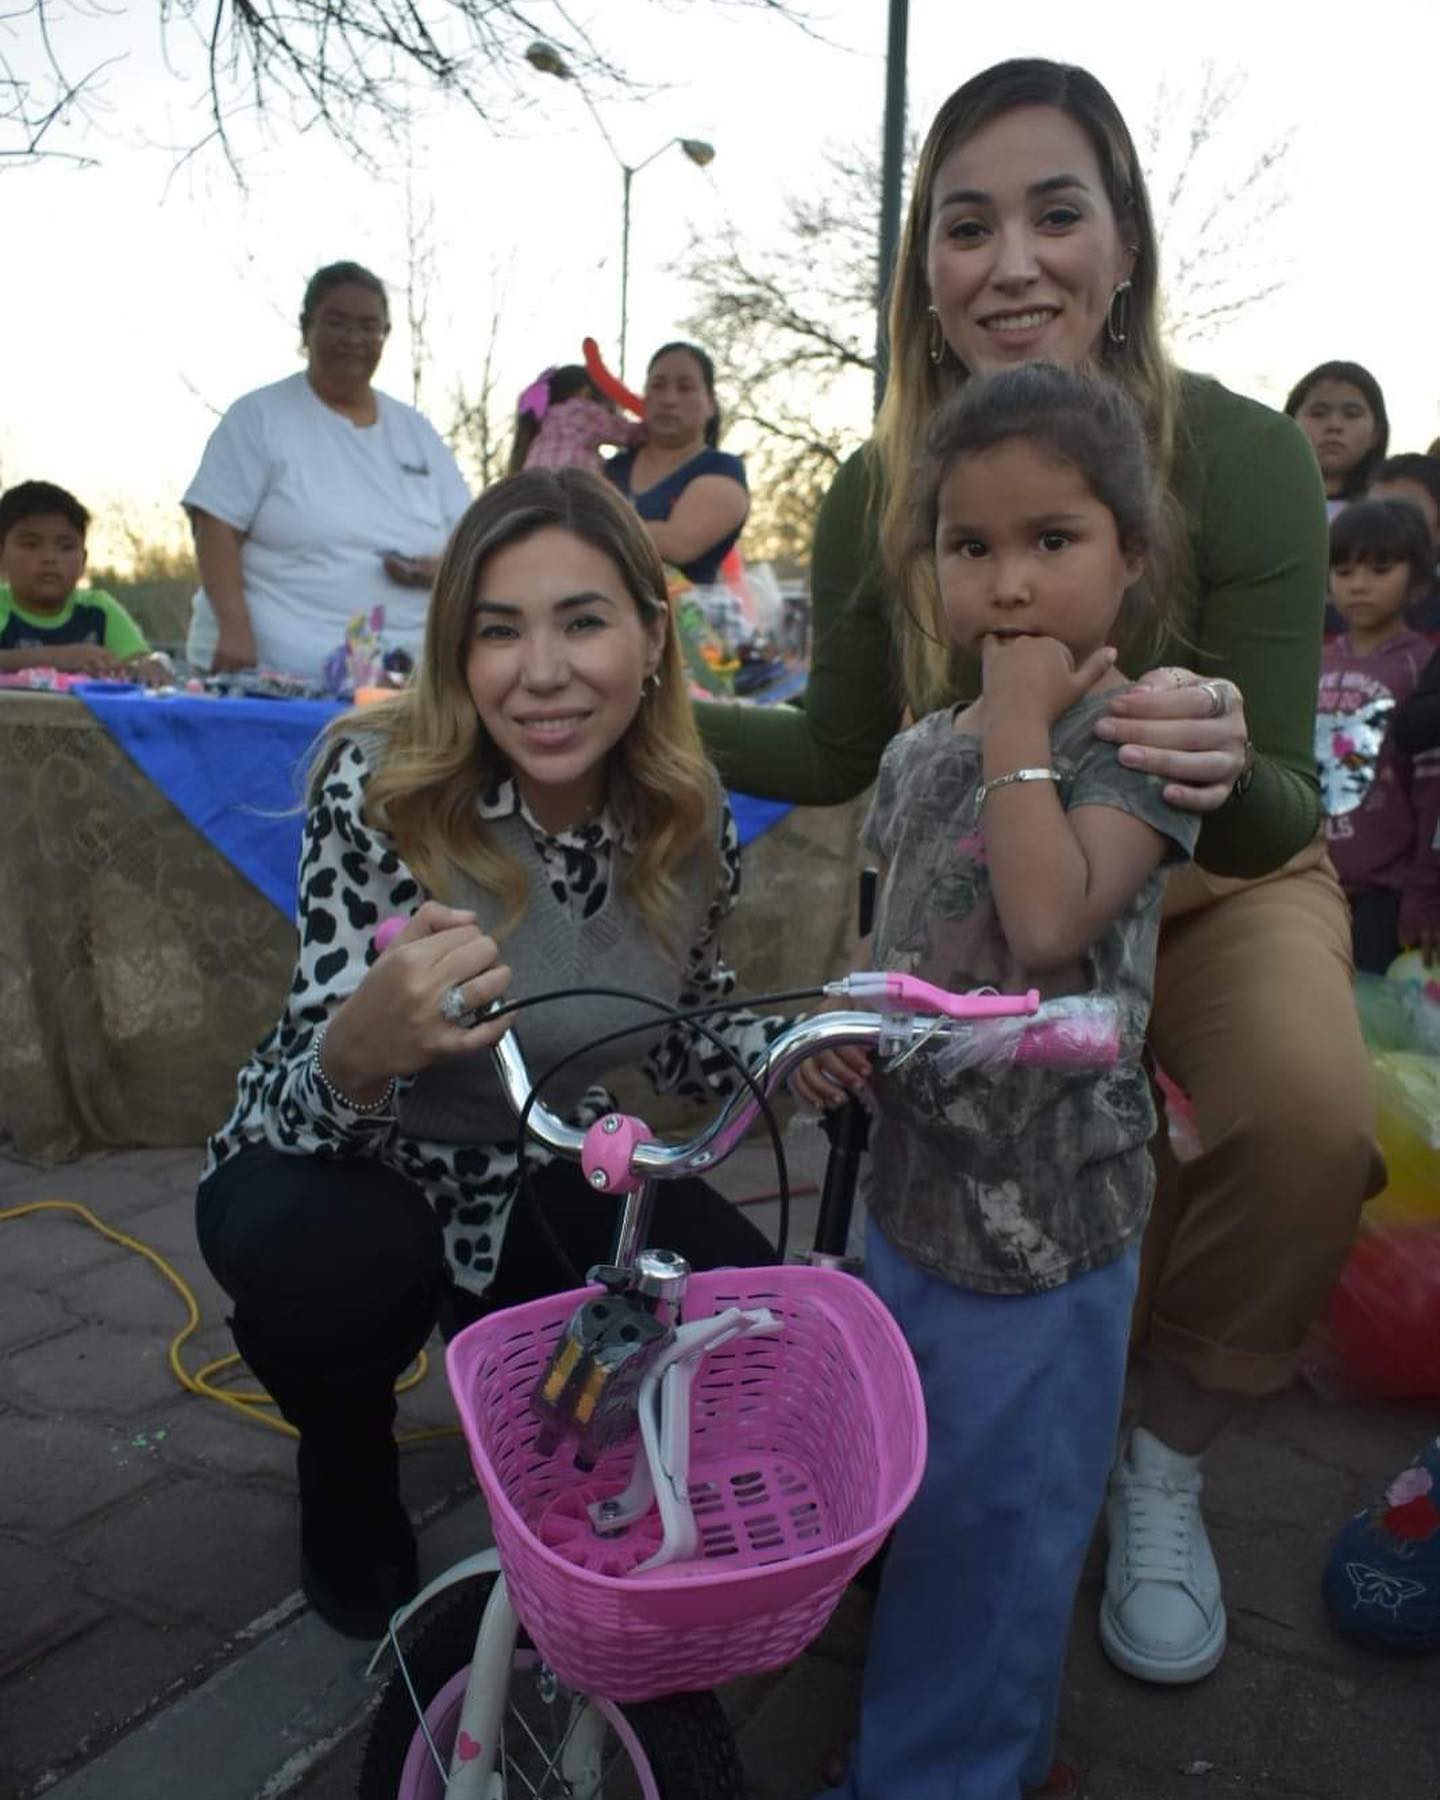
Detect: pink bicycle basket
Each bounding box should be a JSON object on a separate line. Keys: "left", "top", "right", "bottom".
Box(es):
{"left": 447, "top": 1263, "right": 926, "bottom": 1701}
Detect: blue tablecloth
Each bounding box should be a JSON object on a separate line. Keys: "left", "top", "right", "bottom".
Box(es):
{"left": 75, "top": 687, "right": 793, "bottom": 919}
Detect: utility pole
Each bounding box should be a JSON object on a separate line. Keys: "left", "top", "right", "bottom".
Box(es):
{"left": 873, "top": 0, "right": 909, "bottom": 415}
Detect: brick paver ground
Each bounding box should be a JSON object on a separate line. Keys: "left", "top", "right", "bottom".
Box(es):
{"left": 3, "top": 1142, "right": 1437, "bottom": 1799}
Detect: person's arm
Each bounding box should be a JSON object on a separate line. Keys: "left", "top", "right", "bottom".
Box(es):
{"left": 697, "top": 446, "right": 904, "bottom": 804}
{"left": 1102, "top": 395, "right": 1327, "bottom": 877}
{"left": 983, "top": 643, "right": 1176, "bottom": 971}
{"left": 189, "top": 510, "right": 256, "bottom": 671}
{"left": 643, "top": 799, "right": 787, "bottom": 1101}
{"left": 248, "top": 742, "right": 510, "bottom": 1151}
{"left": 0, "top": 643, "right": 126, "bottom": 674}
{"left": 644, "top": 474, "right": 749, "bottom": 569}
{"left": 1392, "top": 651, "right": 1440, "bottom": 756}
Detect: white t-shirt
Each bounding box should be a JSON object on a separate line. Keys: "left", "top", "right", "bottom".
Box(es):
{"left": 183, "top": 372, "right": 472, "bottom": 679}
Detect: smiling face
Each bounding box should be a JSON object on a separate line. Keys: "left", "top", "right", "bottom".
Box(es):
{"left": 303, "top": 280, "right": 389, "bottom": 396}
{"left": 935, "top": 438, "right": 1140, "bottom": 662}
{"left": 1295, "top": 379, "right": 1380, "bottom": 492}
{"left": 465, "top": 526, "right": 666, "bottom": 832}
{"left": 926, "top": 105, "right": 1133, "bottom": 375}
{"left": 0, "top": 511, "right": 86, "bottom": 614}
{"left": 643, "top": 350, "right": 715, "bottom": 450}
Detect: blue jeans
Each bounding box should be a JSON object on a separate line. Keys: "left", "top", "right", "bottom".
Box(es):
{"left": 823, "top": 1220, "right": 1140, "bottom": 1800}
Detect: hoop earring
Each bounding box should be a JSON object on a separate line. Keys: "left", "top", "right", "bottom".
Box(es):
{"left": 927, "top": 306, "right": 946, "bottom": 366}
{"left": 1106, "top": 279, "right": 1133, "bottom": 346}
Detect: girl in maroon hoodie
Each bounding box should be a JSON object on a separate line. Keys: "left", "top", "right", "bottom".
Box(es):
{"left": 1317, "top": 500, "right": 1440, "bottom": 971}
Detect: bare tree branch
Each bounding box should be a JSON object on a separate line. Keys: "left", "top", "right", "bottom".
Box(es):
{"left": 2, "top": 0, "right": 815, "bottom": 168}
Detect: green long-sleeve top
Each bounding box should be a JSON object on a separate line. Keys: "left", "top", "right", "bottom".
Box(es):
{"left": 699, "top": 372, "right": 1326, "bottom": 878}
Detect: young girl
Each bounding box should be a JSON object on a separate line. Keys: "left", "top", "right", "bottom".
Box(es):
{"left": 794, "top": 362, "right": 1200, "bottom": 1800}
{"left": 1317, "top": 498, "right": 1438, "bottom": 972}
{"left": 195, "top": 470, "right": 779, "bottom": 1638}
{"left": 1284, "top": 360, "right": 1390, "bottom": 519}
{"left": 508, "top": 363, "right": 644, "bottom": 475}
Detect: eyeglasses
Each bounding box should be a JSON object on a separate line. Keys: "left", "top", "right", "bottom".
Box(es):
{"left": 314, "top": 313, "right": 389, "bottom": 341}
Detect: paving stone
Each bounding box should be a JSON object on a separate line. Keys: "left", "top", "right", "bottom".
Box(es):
{"left": 104, "top": 1194, "right": 231, "bottom": 1318}
{"left": 0, "top": 1412, "right": 171, "bottom": 1539}
{"left": 0, "top": 1535, "right": 104, "bottom": 1681}
{"left": 0, "top": 1280, "right": 81, "bottom": 1351}
{"left": 0, "top": 1201, "right": 133, "bottom": 1286}
{"left": 141, "top": 1392, "right": 299, "bottom": 1484}
{"left": 70, "top": 1473, "right": 299, "bottom": 1636}
{"left": 732, "top": 1649, "right": 860, "bottom": 1800}
{"left": 1, "top": 1610, "right": 221, "bottom": 1794}
{"left": 5, "top": 1321, "right": 180, "bottom": 1420}
{"left": 59, "top": 1244, "right": 211, "bottom": 1336}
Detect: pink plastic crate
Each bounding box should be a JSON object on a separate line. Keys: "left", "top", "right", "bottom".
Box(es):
{"left": 446, "top": 1264, "right": 926, "bottom": 1701}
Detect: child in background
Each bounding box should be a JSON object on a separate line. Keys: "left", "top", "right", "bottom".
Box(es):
{"left": 1284, "top": 360, "right": 1389, "bottom": 521}
{"left": 1317, "top": 499, "right": 1439, "bottom": 973}
{"left": 0, "top": 481, "right": 170, "bottom": 684}
{"left": 1369, "top": 453, "right": 1440, "bottom": 635}
{"left": 507, "top": 364, "right": 644, "bottom": 476}
{"left": 794, "top": 362, "right": 1199, "bottom": 1800}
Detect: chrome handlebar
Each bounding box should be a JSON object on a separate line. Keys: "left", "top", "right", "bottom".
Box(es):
{"left": 491, "top": 1009, "right": 886, "bottom": 1181}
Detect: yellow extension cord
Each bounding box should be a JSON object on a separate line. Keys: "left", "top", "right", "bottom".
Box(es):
{"left": 0, "top": 1198, "right": 460, "bottom": 1445}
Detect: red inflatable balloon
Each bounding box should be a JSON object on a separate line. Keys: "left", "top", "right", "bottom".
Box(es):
{"left": 1321, "top": 1225, "right": 1440, "bottom": 1399}
{"left": 582, "top": 338, "right": 645, "bottom": 418}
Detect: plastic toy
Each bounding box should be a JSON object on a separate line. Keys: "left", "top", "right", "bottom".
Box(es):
{"left": 582, "top": 337, "right": 645, "bottom": 418}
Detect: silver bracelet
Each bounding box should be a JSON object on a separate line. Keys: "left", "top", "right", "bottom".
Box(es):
{"left": 310, "top": 1022, "right": 395, "bottom": 1116}
{"left": 977, "top": 766, "right": 1060, "bottom": 807}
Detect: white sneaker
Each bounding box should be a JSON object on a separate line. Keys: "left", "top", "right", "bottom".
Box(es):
{"left": 1100, "top": 1426, "right": 1227, "bottom": 1683}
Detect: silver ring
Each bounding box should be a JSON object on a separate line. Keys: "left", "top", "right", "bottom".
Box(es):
{"left": 1197, "top": 680, "right": 1229, "bottom": 719}
{"left": 439, "top": 983, "right": 471, "bottom": 1026}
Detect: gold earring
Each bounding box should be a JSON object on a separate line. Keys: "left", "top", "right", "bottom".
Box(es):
{"left": 1106, "top": 279, "right": 1133, "bottom": 346}
{"left": 927, "top": 306, "right": 946, "bottom": 366}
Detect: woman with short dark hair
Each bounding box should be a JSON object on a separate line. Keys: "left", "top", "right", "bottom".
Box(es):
{"left": 184, "top": 260, "right": 471, "bottom": 680}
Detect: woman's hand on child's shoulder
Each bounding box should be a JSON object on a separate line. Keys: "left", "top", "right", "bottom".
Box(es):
{"left": 789, "top": 995, "right": 873, "bottom": 1113}
{"left": 981, "top": 635, "right": 1118, "bottom": 724}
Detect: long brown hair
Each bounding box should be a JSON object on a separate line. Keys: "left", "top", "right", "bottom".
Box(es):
{"left": 877, "top": 58, "right": 1184, "bottom": 713}
{"left": 316, "top": 470, "right": 717, "bottom": 954}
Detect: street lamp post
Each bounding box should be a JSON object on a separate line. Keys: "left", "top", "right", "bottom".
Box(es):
{"left": 526, "top": 42, "right": 714, "bottom": 378}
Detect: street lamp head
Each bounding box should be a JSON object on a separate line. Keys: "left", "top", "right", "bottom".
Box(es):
{"left": 525, "top": 40, "right": 572, "bottom": 80}
{"left": 679, "top": 138, "right": 716, "bottom": 168}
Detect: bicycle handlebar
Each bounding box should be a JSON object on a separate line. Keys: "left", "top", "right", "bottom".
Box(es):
{"left": 491, "top": 986, "right": 1121, "bottom": 1184}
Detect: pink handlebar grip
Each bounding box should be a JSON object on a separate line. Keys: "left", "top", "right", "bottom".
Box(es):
{"left": 887, "top": 974, "right": 1039, "bottom": 1020}
{"left": 374, "top": 916, "right": 408, "bottom": 957}
{"left": 1013, "top": 1016, "right": 1120, "bottom": 1070}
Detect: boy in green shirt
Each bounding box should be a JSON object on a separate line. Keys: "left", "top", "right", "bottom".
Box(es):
{"left": 0, "top": 481, "right": 169, "bottom": 684}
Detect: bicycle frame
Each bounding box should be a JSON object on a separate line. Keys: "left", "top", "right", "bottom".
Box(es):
{"left": 370, "top": 981, "right": 1118, "bottom": 1795}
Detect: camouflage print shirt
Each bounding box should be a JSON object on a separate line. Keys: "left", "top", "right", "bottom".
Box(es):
{"left": 863, "top": 691, "right": 1200, "bottom": 1296}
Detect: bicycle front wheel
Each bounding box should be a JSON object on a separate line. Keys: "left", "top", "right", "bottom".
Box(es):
{"left": 358, "top": 1576, "right": 746, "bottom": 1800}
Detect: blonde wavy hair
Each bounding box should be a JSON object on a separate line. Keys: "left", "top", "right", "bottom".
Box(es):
{"left": 315, "top": 469, "right": 718, "bottom": 958}
{"left": 876, "top": 58, "right": 1186, "bottom": 715}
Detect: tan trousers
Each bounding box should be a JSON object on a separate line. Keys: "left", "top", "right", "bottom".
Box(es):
{"left": 1134, "top": 843, "right": 1385, "bottom": 1395}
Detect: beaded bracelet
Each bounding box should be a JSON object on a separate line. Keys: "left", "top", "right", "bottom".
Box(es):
{"left": 310, "top": 1022, "right": 395, "bottom": 1116}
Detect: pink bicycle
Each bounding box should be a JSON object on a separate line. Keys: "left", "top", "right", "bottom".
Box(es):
{"left": 359, "top": 974, "right": 1120, "bottom": 1799}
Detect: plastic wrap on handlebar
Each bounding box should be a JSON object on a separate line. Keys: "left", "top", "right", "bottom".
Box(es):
{"left": 891, "top": 996, "right": 1121, "bottom": 1074}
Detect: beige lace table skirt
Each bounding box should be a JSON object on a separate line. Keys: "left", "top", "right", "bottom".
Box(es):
{"left": 0, "top": 694, "right": 867, "bottom": 1163}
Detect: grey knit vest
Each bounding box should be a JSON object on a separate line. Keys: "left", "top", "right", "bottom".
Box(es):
{"left": 398, "top": 806, "right": 718, "bottom": 1146}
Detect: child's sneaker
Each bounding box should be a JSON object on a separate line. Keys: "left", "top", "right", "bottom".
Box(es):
{"left": 1100, "top": 1426, "right": 1226, "bottom": 1683}
{"left": 1322, "top": 1434, "right": 1440, "bottom": 1653}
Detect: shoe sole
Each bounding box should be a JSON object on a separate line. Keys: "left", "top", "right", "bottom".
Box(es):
{"left": 1098, "top": 1603, "right": 1227, "bottom": 1685}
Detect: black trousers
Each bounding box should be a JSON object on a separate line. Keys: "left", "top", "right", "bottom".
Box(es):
{"left": 1348, "top": 885, "right": 1402, "bottom": 977}
{"left": 195, "top": 1141, "right": 775, "bottom": 1453}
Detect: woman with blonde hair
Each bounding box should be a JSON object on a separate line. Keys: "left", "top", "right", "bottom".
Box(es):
{"left": 195, "top": 469, "right": 779, "bottom": 1639}
{"left": 693, "top": 56, "right": 1379, "bottom": 1800}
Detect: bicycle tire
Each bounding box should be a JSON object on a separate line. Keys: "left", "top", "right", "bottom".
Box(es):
{"left": 358, "top": 1575, "right": 746, "bottom": 1800}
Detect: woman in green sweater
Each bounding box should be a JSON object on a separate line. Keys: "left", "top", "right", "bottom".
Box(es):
{"left": 702, "top": 58, "right": 1379, "bottom": 1710}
